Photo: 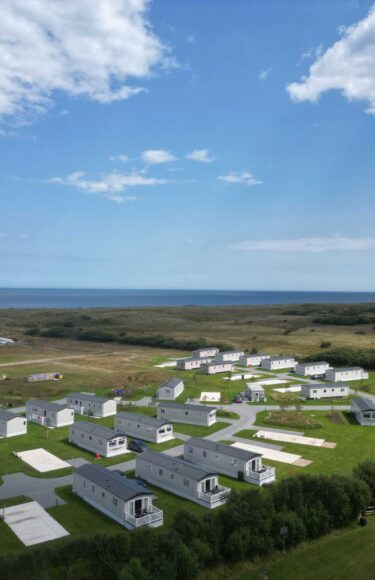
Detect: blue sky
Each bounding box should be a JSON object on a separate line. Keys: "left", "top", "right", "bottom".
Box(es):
{"left": 1, "top": 0, "right": 375, "bottom": 291}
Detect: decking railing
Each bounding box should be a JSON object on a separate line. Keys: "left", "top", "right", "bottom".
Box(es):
{"left": 197, "top": 485, "right": 231, "bottom": 505}
{"left": 125, "top": 506, "right": 163, "bottom": 528}
{"left": 245, "top": 465, "right": 275, "bottom": 485}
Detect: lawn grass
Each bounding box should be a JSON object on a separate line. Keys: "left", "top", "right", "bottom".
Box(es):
{"left": 242, "top": 410, "right": 323, "bottom": 430}
{"left": 0, "top": 418, "right": 138, "bottom": 479}
{"left": 233, "top": 410, "right": 375, "bottom": 478}
{"left": 49, "top": 486, "right": 123, "bottom": 536}
{"left": 204, "top": 517, "right": 375, "bottom": 580}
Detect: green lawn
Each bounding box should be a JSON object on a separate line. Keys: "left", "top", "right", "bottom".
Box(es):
{"left": 0, "top": 417, "right": 138, "bottom": 479}
{"left": 205, "top": 517, "right": 375, "bottom": 580}
{"left": 48, "top": 486, "right": 124, "bottom": 536}
{"left": 232, "top": 410, "right": 375, "bottom": 479}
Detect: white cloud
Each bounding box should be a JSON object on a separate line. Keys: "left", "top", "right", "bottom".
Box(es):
{"left": 186, "top": 35, "right": 195, "bottom": 43}
{"left": 49, "top": 170, "right": 167, "bottom": 203}
{"left": 109, "top": 154, "right": 129, "bottom": 163}
{"left": 218, "top": 171, "right": 262, "bottom": 186}
{"left": 296, "top": 45, "right": 323, "bottom": 66}
{"left": 186, "top": 149, "right": 215, "bottom": 163}
{"left": 259, "top": 68, "right": 272, "bottom": 81}
{"left": 287, "top": 6, "right": 375, "bottom": 114}
{"left": 231, "top": 236, "right": 375, "bottom": 253}
{"left": 0, "top": 0, "right": 174, "bottom": 122}
{"left": 141, "top": 149, "right": 177, "bottom": 164}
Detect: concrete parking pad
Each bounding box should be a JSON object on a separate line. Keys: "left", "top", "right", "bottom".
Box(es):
{"left": 273, "top": 386, "right": 302, "bottom": 393}
{"left": 15, "top": 449, "right": 71, "bottom": 473}
{"left": 255, "top": 429, "right": 326, "bottom": 447}
{"left": 2, "top": 501, "right": 69, "bottom": 546}
{"left": 223, "top": 373, "right": 260, "bottom": 381}
{"left": 200, "top": 392, "right": 221, "bottom": 402}
{"left": 231, "top": 441, "right": 304, "bottom": 465}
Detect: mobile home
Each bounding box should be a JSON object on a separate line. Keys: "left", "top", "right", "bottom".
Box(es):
{"left": 69, "top": 422, "right": 128, "bottom": 457}
{"left": 184, "top": 438, "right": 275, "bottom": 485}
{"left": 0, "top": 410, "right": 27, "bottom": 438}
{"left": 216, "top": 350, "right": 245, "bottom": 363}
{"left": 157, "top": 402, "right": 217, "bottom": 426}
{"left": 192, "top": 347, "right": 219, "bottom": 359}
{"left": 136, "top": 449, "right": 230, "bottom": 508}
{"left": 156, "top": 377, "right": 184, "bottom": 400}
{"left": 200, "top": 361, "right": 234, "bottom": 375}
{"left": 294, "top": 361, "right": 330, "bottom": 376}
{"left": 261, "top": 356, "right": 296, "bottom": 371}
{"left": 73, "top": 463, "right": 163, "bottom": 529}
{"left": 325, "top": 367, "right": 369, "bottom": 382}
{"left": 177, "top": 357, "right": 212, "bottom": 371}
{"left": 67, "top": 393, "right": 117, "bottom": 417}
{"left": 115, "top": 411, "right": 174, "bottom": 443}
{"left": 239, "top": 353, "right": 270, "bottom": 367}
{"left": 351, "top": 397, "right": 375, "bottom": 426}
{"left": 26, "top": 399, "right": 74, "bottom": 428}
{"left": 301, "top": 383, "right": 349, "bottom": 400}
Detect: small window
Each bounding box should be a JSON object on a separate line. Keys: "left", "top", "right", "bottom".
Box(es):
{"left": 91, "top": 485, "right": 95, "bottom": 493}
{"left": 83, "top": 480, "right": 86, "bottom": 488}
{"left": 171, "top": 473, "right": 174, "bottom": 479}
{"left": 203, "top": 450, "right": 207, "bottom": 457}
{"left": 101, "top": 492, "right": 105, "bottom": 498}
{"left": 183, "top": 477, "right": 190, "bottom": 487}
{"left": 188, "top": 446, "right": 193, "bottom": 454}
{"left": 159, "top": 468, "right": 163, "bottom": 476}
{"left": 113, "top": 497, "right": 118, "bottom": 507}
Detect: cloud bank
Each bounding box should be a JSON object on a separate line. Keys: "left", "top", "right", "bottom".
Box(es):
{"left": 0, "top": 0, "right": 173, "bottom": 122}
{"left": 287, "top": 6, "right": 375, "bottom": 114}
{"left": 231, "top": 236, "right": 375, "bottom": 253}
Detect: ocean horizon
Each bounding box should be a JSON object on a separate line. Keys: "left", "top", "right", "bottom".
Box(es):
{"left": 0, "top": 288, "right": 375, "bottom": 309}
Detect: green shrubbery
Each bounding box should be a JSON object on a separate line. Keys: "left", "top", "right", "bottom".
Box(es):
{"left": 1, "top": 465, "right": 373, "bottom": 580}
{"left": 26, "top": 324, "right": 233, "bottom": 352}
{"left": 307, "top": 347, "right": 375, "bottom": 369}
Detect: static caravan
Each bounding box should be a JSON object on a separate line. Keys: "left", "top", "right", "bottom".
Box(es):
{"left": 200, "top": 361, "right": 234, "bottom": 375}
{"left": 239, "top": 353, "right": 270, "bottom": 367}
{"left": 26, "top": 372, "right": 63, "bottom": 383}
{"left": 115, "top": 411, "right": 174, "bottom": 443}
{"left": 177, "top": 357, "right": 212, "bottom": 371}
{"left": 216, "top": 350, "right": 245, "bottom": 363}
{"left": 69, "top": 422, "right": 128, "bottom": 457}
{"left": 67, "top": 393, "right": 117, "bottom": 418}
{"left": 261, "top": 356, "right": 296, "bottom": 371}
{"left": 26, "top": 399, "right": 74, "bottom": 428}
{"left": 192, "top": 347, "right": 219, "bottom": 359}
{"left": 247, "top": 384, "right": 266, "bottom": 402}
{"left": 184, "top": 438, "right": 275, "bottom": 486}
{"left": 301, "top": 383, "right": 349, "bottom": 400}
{"left": 136, "top": 450, "right": 230, "bottom": 509}
{"left": 294, "top": 362, "right": 330, "bottom": 376}
{"left": 73, "top": 464, "right": 163, "bottom": 529}
{"left": 156, "top": 377, "right": 184, "bottom": 400}
{"left": 157, "top": 402, "right": 217, "bottom": 426}
{"left": 0, "top": 409, "right": 27, "bottom": 438}
{"left": 325, "top": 367, "right": 369, "bottom": 382}
{"left": 351, "top": 397, "right": 375, "bottom": 426}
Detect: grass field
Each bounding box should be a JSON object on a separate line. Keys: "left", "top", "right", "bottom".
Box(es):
{"left": 204, "top": 517, "right": 375, "bottom": 580}
{"left": 232, "top": 410, "right": 375, "bottom": 479}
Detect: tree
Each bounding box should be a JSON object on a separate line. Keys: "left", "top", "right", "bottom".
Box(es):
{"left": 353, "top": 461, "right": 375, "bottom": 503}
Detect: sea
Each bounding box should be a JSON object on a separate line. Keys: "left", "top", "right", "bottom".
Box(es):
{"left": 0, "top": 288, "right": 375, "bottom": 309}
